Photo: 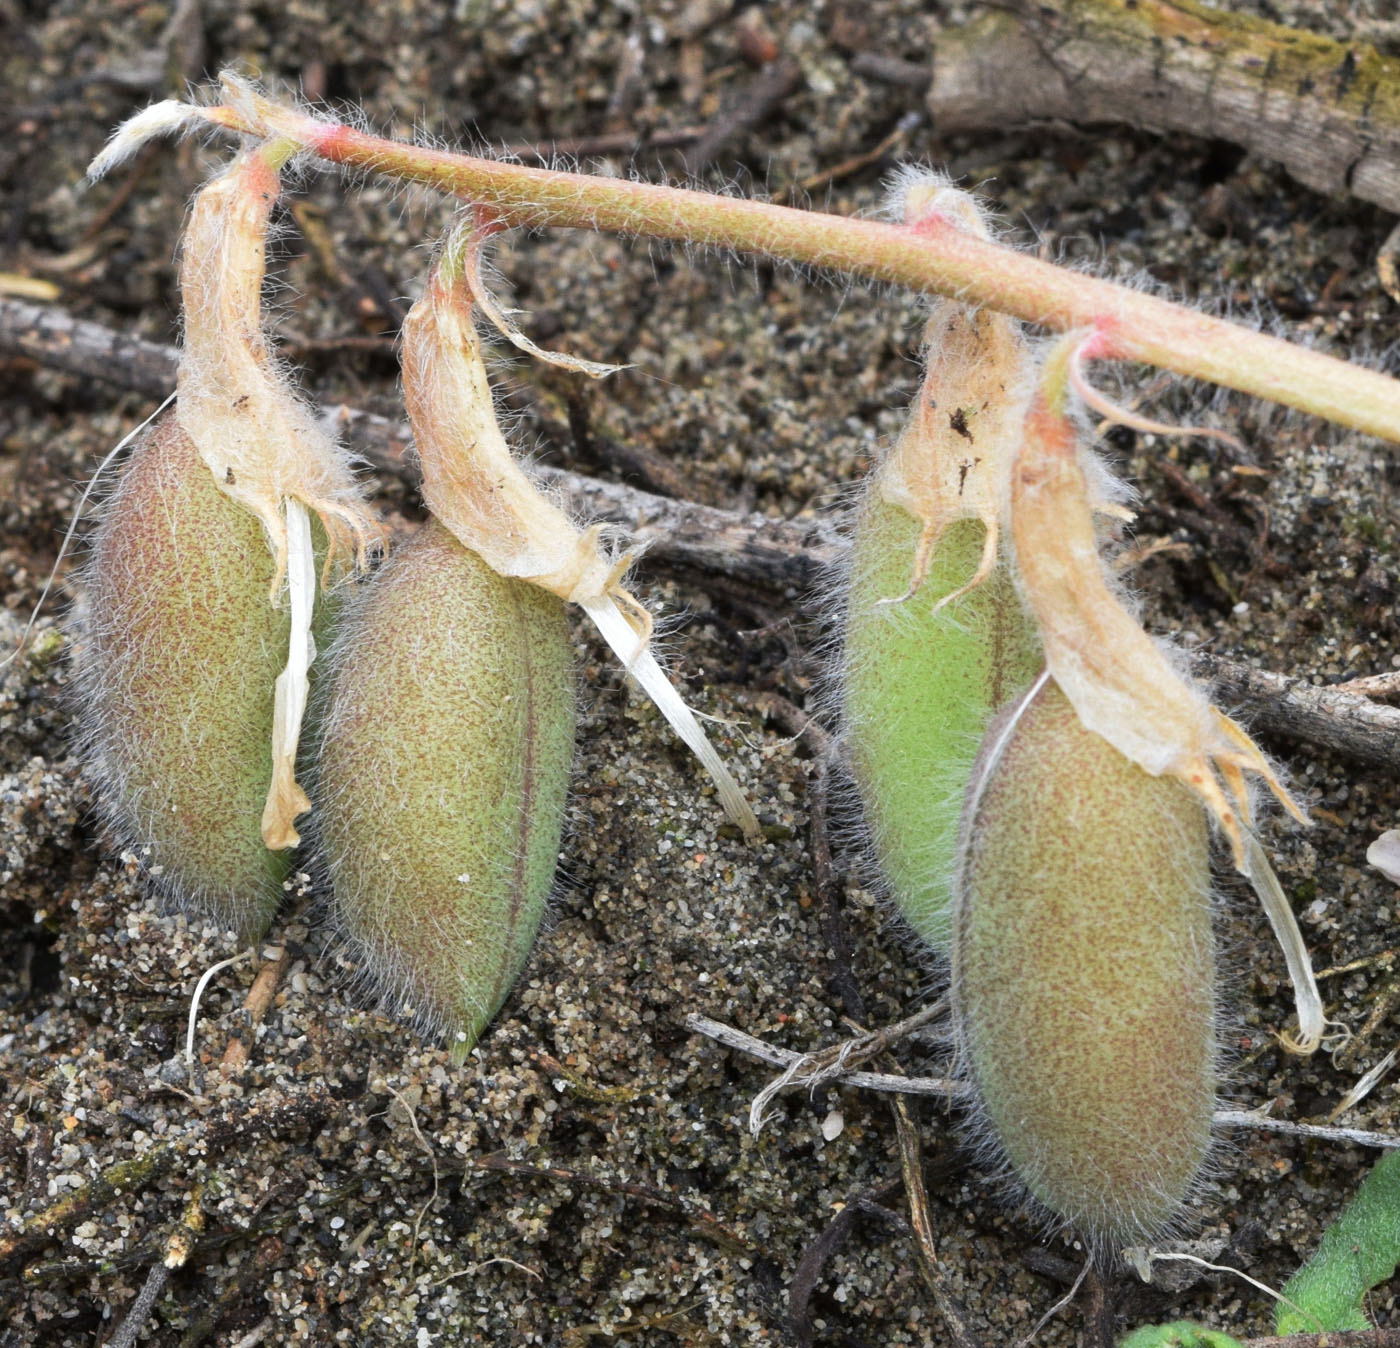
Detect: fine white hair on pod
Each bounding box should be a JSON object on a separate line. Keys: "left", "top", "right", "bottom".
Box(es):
{"left": 950, "top": 676, "right": 1220, "bottom": 1261}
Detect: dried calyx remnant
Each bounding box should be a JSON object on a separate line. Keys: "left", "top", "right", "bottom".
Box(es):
{"left": 841, "top": 174, "right": 1330, "bottom": 1255}
{"left": 174, "top": 146, "right": 380, "bottom": 852}
{"left": 78, "top": 142, "right": 378, "bottom": 946}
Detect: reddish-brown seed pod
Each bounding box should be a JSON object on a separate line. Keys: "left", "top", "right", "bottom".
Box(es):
{"left": 75, "top": 414, "right": 294, "bottom": 944}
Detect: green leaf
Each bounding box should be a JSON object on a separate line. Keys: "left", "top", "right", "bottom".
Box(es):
{"left": 1118, "top": 1321, "right": 1245, "bottom": 1348}
{"left": 1276, "top": 1148, "right": 1400, "bottom": 1334}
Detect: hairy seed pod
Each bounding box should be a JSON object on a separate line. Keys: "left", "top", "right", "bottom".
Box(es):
{"left": 843, "top": 505, "right": 1039, "bottom": 948}
{"left": 842, "top": 295, "right": 1040, "bottom": 951}
{"left": 76, "top": 415, "right": 305, "bottom": 944}
{"left": 313, "top": 521, "right": 576, "bottom": 1058}
{"left": 952, "top": 676, "right": 1216, "bottom": 1254}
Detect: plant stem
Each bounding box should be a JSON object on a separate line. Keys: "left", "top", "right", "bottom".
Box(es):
{"left": 210, "top": 90, "right": 1400, "bottom": 443}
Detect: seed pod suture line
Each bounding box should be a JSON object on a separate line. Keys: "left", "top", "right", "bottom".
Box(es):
{"left": 841, "top": 176, "right": 1041, "bottom": 949}
{"left": 311, "top": 520, "right": 576, "bottom": 1060}
{"left": 952, "top": 675, "right": 1218, "bottom": 1258}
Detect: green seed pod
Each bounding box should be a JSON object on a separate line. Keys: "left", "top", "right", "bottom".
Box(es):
{"left": 75, "top": 142, "right": 376, "bottom": 948}
{"left": 952, "top": 676, "right": 1216, "bottom": 1254}
{"left": 76, "top": 415, "right": 294, "bottom": 944}
{"left": 844, "top": 503, "right": 1041, "bottom": 950}
{"left": 312, "top": 520, "right": 576, "bottom": 1058}
{"left": 841, "top": 289, "right": 1041, "bottom": 950}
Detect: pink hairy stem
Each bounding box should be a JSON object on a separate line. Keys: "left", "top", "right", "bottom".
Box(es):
{"left": 203, "top": 98, "right": 1400, "bottom": 445}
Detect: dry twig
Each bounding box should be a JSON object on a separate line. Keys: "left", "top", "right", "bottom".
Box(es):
{"left": 688, "top": 1012, "right": 1400, "bottom": 1149}
{"left": 927, "top": 0, "right": 1400, "bottom": 214}
{"left": 745, "top": 1001, "right": 948, "bottom": 1132}
{"left": 0, "top": 1087, "right": 331, "bottom": 1267}
{"left": 105, "top": 1185, "right": 204, "bottom": 1348}
{"left": 685, "top": 1011, "right": 965, "bottom": 1104}
{"left": 1193, "top": 654, "right": 1400, "bottom": 769}
{"left": 3, "top": 297, "right": 1398, "bottom": 765}
{"left": 1335, "top": 670, "right": 1400, "bottom": 700}
{"left": 891, "top": 1095, "right": 984, "bottom": 1348}
{"left": 787, "top": 1179, "right": 905, "bottom": 1348}
{"left": 687, "top": 58, "right": 804, "bottom": 172}
{"left": 220, "top": 947, "right": 287, "bottom": 1071}
{"left": 106, "top": 1263, "right": 171, "bottom": 1348}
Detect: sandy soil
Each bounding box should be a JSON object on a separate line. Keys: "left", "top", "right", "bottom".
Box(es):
{"left": 1, "top": 1, "right": 1397, "bottom": 1344}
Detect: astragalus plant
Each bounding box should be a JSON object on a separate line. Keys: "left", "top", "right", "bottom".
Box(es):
{"left": 77, "top": 77, "right": 1380, "bottom": 1245}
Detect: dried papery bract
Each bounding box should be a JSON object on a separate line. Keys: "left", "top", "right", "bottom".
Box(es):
{"left": 871, "top": 175, "right": 1022, "bottom": 606}
{"left": 85, "top": 100, "right": 213, "bottom": 183}
{"left": 1008, "top": 335, "right": 1306, "bottom": 851}
{"left": 1007, "top": 334, "right": 1327, "bottom": 1052}
{"left": 456, "top": 216, "right": 625, "bottom": 383}
{"left": 842, "top": 177, "right": 1041, "bottom": 948}
{"left": 401, "top": 232, "right": 759, "bottom": 838}
{"left": 173, "top": 143, "right": 381, "bottom": 849}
